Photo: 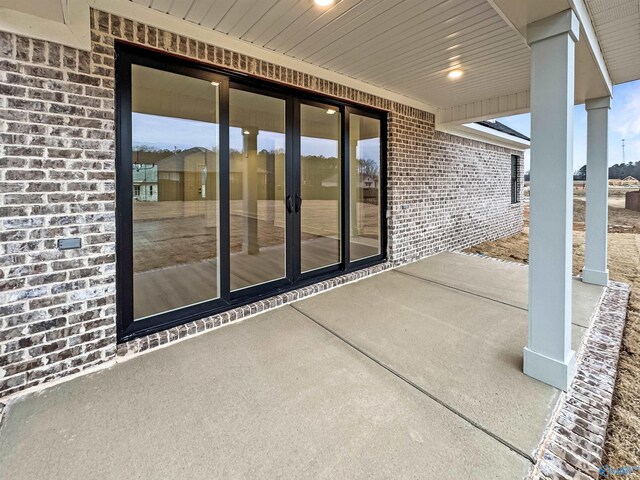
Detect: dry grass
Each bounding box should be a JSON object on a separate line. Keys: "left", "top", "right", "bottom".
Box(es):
{"left": 465, "top": 201, "right": 640, "bottom": 474}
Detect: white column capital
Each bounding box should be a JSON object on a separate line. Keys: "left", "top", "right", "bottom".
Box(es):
{"left": 585, "top": 96, "right": 611, "bottom": 111}
{"left": 527, "top": 9, "right": 580, "bottom": 45}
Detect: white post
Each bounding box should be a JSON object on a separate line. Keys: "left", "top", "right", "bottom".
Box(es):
{"left": 582, "top": 97, "right": 611, "bottom": 286}
{"left": 524, "top": 10, "right": 580, "bottom": 391}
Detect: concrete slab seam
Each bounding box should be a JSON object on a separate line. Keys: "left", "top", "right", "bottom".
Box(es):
{"left": 111, "top": 251, "right": 447, "bottom": 371}
{"left": 393, "top": 269, "right": 530, "bottom": 312}
{"left": 114, "top": 262, "right": 395, "bottom": 357}
{"left": 289, "top": 303, "right": 537, "bottom": 465}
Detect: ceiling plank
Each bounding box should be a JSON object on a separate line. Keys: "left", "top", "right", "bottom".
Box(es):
{"left": 277, "top": 0, "right": 406, "bottom": 56}
{"left": 327, "top": 4, "right": 501, "bottom": 73}
{"left": 167, "top": 0, "right": 195, "bottom": 18}
{"left": 223, "top": 0, "right": 280, "bottom": 36}
{"left": 150, "top": 0, "right": 173, "bottom": 12}
{"left": 308, "top": 0, "right": 490, "bottom": 66}
{"left": 198, "top": 0, "right": 237, "bottom": 29}
{"left": 183, "top": 0, "right": 216, "bottom": 23}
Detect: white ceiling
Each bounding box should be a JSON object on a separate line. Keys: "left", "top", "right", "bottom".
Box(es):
{"left": 131, "top": 0, "right": 532, "bottom": 109}
{"left": 1, "top": 0, "right": 635, "bottom": 117}
{"left": 126, "top": 0, "right": 640, "bottom": 115}
{"left": 585, "top": 0, "right": 640, "bottom": 85}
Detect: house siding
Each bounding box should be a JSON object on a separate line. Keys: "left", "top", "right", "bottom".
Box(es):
{"left": 0, "top": 9, "right": 524, "bottom": 399}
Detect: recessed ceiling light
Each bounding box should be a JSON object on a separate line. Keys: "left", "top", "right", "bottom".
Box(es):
{"left": 448, "top": 69, "right": 463, "bottom": 79}
{"left": 326, "top": 108, "right": 337, "bottom": 115}
{"left": 315, "top": 0, "right": 334, "bottom": 6}
{"left": 243, "top": 130, "right": 250, "bottom": 135}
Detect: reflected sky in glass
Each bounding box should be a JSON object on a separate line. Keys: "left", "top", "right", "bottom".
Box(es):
{"left": 133, "top": 112, "right": 380, "bottom": 160}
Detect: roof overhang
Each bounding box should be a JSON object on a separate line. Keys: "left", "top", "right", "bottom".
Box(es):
{"left": 439, "top": 123, "right": 531, "bottom": 150}
{"left": 1, "top": 0, "right": 633, "bottom": 134}
{"left": 439, "top": 0, "right": 615, "bottom": 126}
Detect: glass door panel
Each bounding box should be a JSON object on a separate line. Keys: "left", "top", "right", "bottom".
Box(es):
{"left": 349, "top": 114, "right": 382, "bottom": 261}
{"left": 299, "top": 103, "right": 342, "bottom": 273}
{"left": 131, "top": 65, "right": 220, "bottom": 320}
{"left": 229, "top": 88, "right": 287, "bottom": 291}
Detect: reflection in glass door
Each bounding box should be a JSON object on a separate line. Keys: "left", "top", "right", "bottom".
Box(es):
{"left": 299, "top": 103, "right": 342, "bottom": 273}
{"left": 117, "top": 44, "right": 386, "bottom": 341}
{"left": 229, "top": 87, "right": 287, "bottom": 291}
{"left": 349, "top": 113, "right": 382, "bottom": 261}
{"left": 130, "top": 65, "right": 220, "bottom": 320}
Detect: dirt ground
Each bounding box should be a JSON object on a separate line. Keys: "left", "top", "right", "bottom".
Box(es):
{"left": 574, "top": 198, "right": 640, "bottom": 234}
{"left": 132, "top": 200, "right": 379, "bottom": 272}
{"left": 465, "top": 199, "right": 640, "bottom": 473}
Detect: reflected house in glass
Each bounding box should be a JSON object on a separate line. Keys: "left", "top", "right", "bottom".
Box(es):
{"left": 132, "top": 162, "right": 158, "bottom": 202}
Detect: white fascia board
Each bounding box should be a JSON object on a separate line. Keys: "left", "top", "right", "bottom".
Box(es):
{"left": 485, "top": 0, "right": 528, "bottom": 47}
{"left": 0, "top": 0, "right": 90, "bottom": 50}
{"left": 437, "top": 91, "right": 531, "bottom": 126}
{"left": 568, "top": 0, "right": 613, "bottom": 94}
{"left": 88, "top": 0, "right": 437, "bottom": 115}
{"left": 438, "top": 123, "right": 530, "bottom": 151}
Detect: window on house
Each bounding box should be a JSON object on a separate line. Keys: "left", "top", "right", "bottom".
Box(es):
{"left": 511, "top": 155, "right": 520, "bottom": 204}
{"left": 133, "top": 185, "right": 140, "bottom": 197}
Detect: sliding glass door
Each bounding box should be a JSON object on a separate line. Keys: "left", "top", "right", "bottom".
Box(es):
{"left": 129, "top": 65, "right": 222, "bottom": 321}
{"left": 116, "top": 44, "right": 385, "bottom": 341}
{"left": 299, "top": 102, "right": 342, "bottom": 274}
{"left": 229, "top": 86, "right": 288, "bottom": 292}
{"left": 348, "top": 111, "right": 383, "bottom": 262}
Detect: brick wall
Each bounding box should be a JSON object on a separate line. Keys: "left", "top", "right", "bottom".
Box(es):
{"left": 0, "top": 29, "right": 117, "bottom": 398}
{"left": 387, "top": 118, "right": 524, "bottom": 263}
{"left": 0, "top": 9, "right": 523, "bottom": 399}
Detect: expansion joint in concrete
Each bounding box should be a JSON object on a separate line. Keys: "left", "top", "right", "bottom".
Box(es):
{"left": 288, "top": 304, "right": 536, "bottom": 465}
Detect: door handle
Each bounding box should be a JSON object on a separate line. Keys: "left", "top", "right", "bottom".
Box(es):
{"left": 286, "top": 195, "right": 293, "bottom": 214}
{"left": 295, "top": 194, "right": 302, "bottom": 213}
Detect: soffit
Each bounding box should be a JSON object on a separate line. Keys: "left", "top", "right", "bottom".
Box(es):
{"left": 131, "top": 0, "right": 532, "bottom": 109}
{"left": 584, "top": 0, "right": 640, "bottom": 85}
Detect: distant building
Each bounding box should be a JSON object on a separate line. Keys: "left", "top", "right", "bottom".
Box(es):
{"left": 609, "top": 176, "right": 640, "bottom": 186}
{"left": 321, "top": 173, "right": 379, "bottom": 189}
{"left": 132, "top": 163, "right": 158, "bottom": 202}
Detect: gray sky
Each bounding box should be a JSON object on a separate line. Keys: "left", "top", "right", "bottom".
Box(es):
{"left": 498, "top": 79, "right": 640, "bottom": 172}
{"left": 132, "top": 113, "right": 380, "bottom": 161}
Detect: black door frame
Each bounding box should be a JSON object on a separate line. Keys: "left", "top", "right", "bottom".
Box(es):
{"left": 344, "top": 105, "right": 388, "bottom": 270}
{"left": 226, "top": 81, "right": 295, "bottom": 303}
{"left": 295, "top": 97, "right": 345, "bottom": 283}
{"left": 115, "top": 42, "right": 387, "bottom": 343}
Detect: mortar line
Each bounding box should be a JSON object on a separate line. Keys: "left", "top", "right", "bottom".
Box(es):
{"left": 288, "top": 304, "right": 536, "bottom": 465}
{"left": 393, "top": 270, "right": 586, "bottom": 328}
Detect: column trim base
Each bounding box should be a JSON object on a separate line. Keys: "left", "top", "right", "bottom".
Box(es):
{"left": 523, "top": 347, "right": 576, "bottom": 391}
{"left": 582, "top": 268, "right": 609, "bottom": 286}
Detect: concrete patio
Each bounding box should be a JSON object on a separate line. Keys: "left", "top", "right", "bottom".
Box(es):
{"left": 0, "top": 252, "right": 604, "bottom": 480}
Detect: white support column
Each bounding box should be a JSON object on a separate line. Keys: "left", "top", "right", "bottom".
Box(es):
{"left": 582, "top": 97, "right": 611, "bottom": 286}
{"left": 524, "top": 10, "right": 580, "bottom": 391}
